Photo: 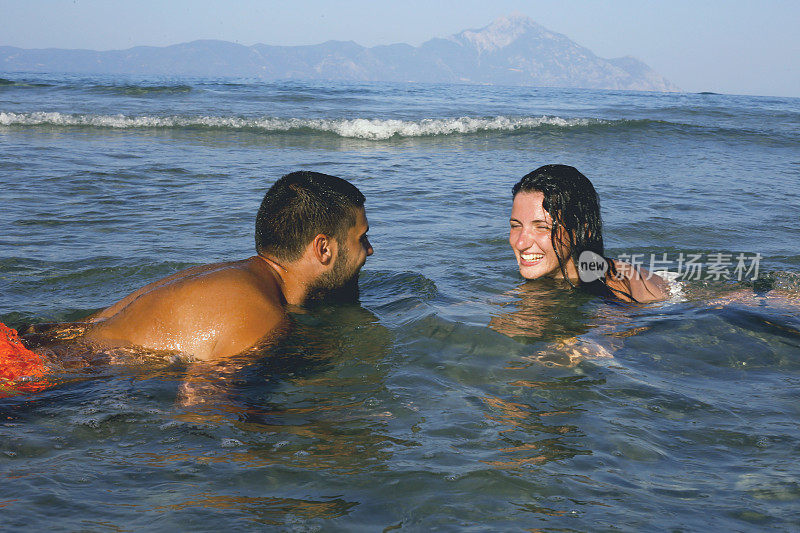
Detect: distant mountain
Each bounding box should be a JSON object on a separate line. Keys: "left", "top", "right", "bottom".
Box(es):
{"left": 0, "top": 14, "right": 680, "bottom": 92}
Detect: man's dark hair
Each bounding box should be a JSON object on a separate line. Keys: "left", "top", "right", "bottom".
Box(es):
{"left": 255, "top": 171, "right": 365, "bottom": 261}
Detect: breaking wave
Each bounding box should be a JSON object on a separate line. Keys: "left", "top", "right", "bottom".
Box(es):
{"left": 0, "top": 111, "right": 607, "bottom": 139}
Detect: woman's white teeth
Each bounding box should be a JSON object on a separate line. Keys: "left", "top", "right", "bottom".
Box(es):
{"left": 522, "top": 253, "right": 544, "bottom": 261}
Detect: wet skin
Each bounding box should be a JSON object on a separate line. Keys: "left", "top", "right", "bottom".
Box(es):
{"left": 84, "top": 208, "right": 373, "bottom": 361}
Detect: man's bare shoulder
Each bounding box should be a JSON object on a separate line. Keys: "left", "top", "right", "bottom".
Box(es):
{"left": 171, "top": 257, "right": 281, "bottom": 299}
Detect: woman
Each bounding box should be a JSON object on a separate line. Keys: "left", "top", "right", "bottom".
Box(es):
{"left": 509, "top": 164, "right": 667, "bottom": 303}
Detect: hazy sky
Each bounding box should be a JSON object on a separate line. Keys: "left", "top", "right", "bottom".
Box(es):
{"left": 1, "top": 0, "right": 798, "bottom": 97}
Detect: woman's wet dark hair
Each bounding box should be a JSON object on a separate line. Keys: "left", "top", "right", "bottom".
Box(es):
{"left": 512, "top": 164, "right": 634, "bottom": 300}
{"left": 255, "top": 171, "right": 365, "bottom": 261}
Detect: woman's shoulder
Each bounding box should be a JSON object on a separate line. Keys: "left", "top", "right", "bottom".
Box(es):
{"left": 607, "top": 259, "right": 669, "bottom": 303}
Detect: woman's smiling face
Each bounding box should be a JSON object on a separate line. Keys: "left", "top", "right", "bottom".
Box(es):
{"left": 509, "top": 191, "right": 576, "bottom": 281}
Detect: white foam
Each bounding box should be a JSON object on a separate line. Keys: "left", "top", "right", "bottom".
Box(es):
{"left": 652, "top": 270, "right": 686, "bottom": 302}
{"left": 0, "top": 111, "right": 601, "bottom": 140}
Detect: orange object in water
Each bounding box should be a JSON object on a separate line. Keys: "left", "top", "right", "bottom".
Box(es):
{"left": 0, "top": 322, "right": 49, "bottom": 394}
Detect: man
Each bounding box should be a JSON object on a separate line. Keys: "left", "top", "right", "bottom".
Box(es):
{"left": 82, "top": 171, "right": 372, "bottom": 361}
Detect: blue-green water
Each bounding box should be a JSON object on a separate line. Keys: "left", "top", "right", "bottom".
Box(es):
{"left": 1, "top": 74, "right": 800, "bottom": 531}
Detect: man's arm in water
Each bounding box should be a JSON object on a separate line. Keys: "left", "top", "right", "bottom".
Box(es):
{"left": 84, "top": 262, "right": 287, "bottom": 360}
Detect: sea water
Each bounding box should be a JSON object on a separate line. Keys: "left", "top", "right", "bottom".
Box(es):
{"left": 1, "top": 74, "right": 800, "bottom": 531}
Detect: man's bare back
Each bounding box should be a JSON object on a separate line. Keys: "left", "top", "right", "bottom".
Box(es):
{"left": 78, "top": 171, "right": 372, "bottom": 362}
{"left": 84, "top": 257, "right": 286, "bottom": 361}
